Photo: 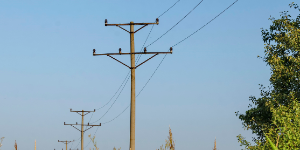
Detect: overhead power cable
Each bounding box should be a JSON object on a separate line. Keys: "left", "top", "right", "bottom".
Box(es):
{"left": 90, "top": 0, "right": 181, "bottom": 125}
{"left": 172, "top": 0, "right": 239, "bottom": 47}
{"left": 145, "top": 0, "right": 204, "bottom": 48}
{"left": 101, "top": 0, "right": 239, "bottom": 125}
{"left": 157, "top": 0, "right": 181, "bottom": 19}
{"left": 82, "top": 1, "right": 181, "bottom": 149}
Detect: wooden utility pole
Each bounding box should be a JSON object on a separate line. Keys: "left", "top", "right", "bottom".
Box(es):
{"left": 93, "top": 18, "right": 173, "bottom": 150}
{"left": 58, "top": 140, "right": 74, "bottom": 150}
{"left": 64, "top": 109, "right": 101, "bottom": 150}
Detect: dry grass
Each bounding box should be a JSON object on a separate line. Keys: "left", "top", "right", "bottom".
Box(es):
{"left": 0, "top": 137, "right": 4, "bottom": 149}
{"left": 157, "top": 126, "right": 175, "bottom": 150}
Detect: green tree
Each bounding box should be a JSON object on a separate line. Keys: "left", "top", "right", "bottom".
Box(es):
{"left": 236, "top": 2, "right": 300, "bottom": 149}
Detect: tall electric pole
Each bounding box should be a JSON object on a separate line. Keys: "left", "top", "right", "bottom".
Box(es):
{"left": 93, "top": 18, "right": 173, "bottom": 150}
{"left": 64, "top": 109, "right": 101, "bottom": 150}
{"left": 58, "top": 140, "right": 74, "bottom": 150}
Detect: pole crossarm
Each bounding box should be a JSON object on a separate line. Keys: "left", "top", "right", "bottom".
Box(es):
{"left": 70, "top": 109, "right": 95, "bottom": 116}
{"left": 58, "top": 140, "right": 74, "bottom": 144}
{"left": 70, "top": 109, "right": 95, "bottom": 113}
{"left": 93, "top": 19, "right": 172, "bottom": 150}
{"left": 93, "top": 48, "right": 172, "bottom": 69}
{"left": 105, "top": 18, "right": 159, "bottom": 26}
{"left": 64, "top": 122, "right": 101, "bottom": 127}
{"left": 58, "top": 140, "right": 74, "bottom": 150}
{"left": 93, "top": 51, "right": 172, "bottom": 56}
{"left": 106, "top": 22, "right": 158, "bottom": 26}
{"left": 105, "top": 18, "right": 159, "bottom": 33}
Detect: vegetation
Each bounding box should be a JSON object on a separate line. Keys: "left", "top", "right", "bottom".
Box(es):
{"left": 113, "top": 147, "right": 121, "bottom": 150}
{"left": 14, "top": 140, "right": 17, "bottom": 150}
{"left": 0, "top": 137, "right": 4, "bottom": 150}
{"left": 236, "top": 2, "right": 300, "bottom": 149}
{"left": 88, "top": 134, "right": 121, "bottom": 150}
{"left": 88, "top": 134, "right": 99, "bottom": 150}
{"left": 157, "top": 126, "right": 175, "bottom": 150}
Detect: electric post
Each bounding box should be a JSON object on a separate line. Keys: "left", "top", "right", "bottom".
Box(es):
{"left": 93, "top": 18, "right": 173, "bottom": 150}
{"left": 58, "top": 140, "right": 74, "bottom": 150}
{"left": 64, "top": 109, "right": 101, "bottom": 150}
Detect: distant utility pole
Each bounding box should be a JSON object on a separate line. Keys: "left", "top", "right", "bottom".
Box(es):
{"left": 93, "top": 18, "right": 173, "bottom": 150}
{"left": 58, "top": 140, "right": 74, "bottom": 150}
{"left": 64, "top": 109, "right": 101, "bottom": 150}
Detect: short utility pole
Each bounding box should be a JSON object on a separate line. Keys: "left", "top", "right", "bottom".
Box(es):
{"left": 64, "top": 109, "right": 101, "bottom": 150}
{"left": 93, "top": 18, "right": 173, "bottom": 150}
{"left": 58, "top": 140, "right": 74, "bottom": 150}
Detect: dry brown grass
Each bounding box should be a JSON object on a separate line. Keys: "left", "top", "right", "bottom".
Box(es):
{"left": 157, "top": 126, "right": 175, "bottom": 150}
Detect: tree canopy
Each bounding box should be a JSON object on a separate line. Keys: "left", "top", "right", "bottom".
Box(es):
{"left": 236, "top": 2, "right": 300, "bottom": 149}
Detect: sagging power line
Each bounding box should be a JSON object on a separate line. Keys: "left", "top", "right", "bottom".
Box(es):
{"left": 78, "top": 0, "right": 238, "bottom": 149}
{"left": 64, "top": 109, "right": 101, "bottom": 150}
{"left": 100, "top": 0, "right": 239, "bottom": 126}
{"left": 92, "top": 18, "right": 172, "bottom": 150}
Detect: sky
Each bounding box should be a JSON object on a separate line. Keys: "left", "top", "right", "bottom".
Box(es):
{"left": 0, "top": 0, "right": 299, "bottom": 150}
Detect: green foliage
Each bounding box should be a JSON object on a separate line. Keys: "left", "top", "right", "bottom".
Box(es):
{"left": 265, "top": 134, "right": 278, "bottom": 150}
{"left": 236, "top": 2, "right": 300, "bottom": 149}
{"left": 265, "top": 94, "right": 300, "bottom": 149}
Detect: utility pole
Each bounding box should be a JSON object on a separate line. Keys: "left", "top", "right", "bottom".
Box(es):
{"left": 58, "top": 140, "right": 74, "bottom": 150}
{"left": 93, "top": 18, "right": 173, "bottom": 150}
{"left": 64, "top": 109, "right": 101, "bottom": 150}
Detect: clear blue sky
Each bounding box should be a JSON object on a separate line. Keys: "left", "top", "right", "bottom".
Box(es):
{"left": 0, "top": 0, "right": 299, "bottom": 150}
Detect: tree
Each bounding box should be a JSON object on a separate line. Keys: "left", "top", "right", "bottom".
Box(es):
{"left": 236, "top": 2, "right": 300, "bottom": 149}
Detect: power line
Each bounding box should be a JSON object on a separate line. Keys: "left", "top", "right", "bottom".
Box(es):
{"left": 86, "top": 0, "right": 178, "bottom": 119}
{"left": 172, "top": 0, "right": 239, "bottom": 48}
{"left": 87, "top": 0, "right": 181, "bottom": 126}
{"left": 82, "top": 1, "right": 182, "bottom": 148}
{"left": 91, "top": 74, "right": 130, "bottom": 124}
{"left": 91, "top": 0, "right": 202, "bottom": 125}
{"left": 145, "top": 0, "right": 204, "bottom": 48}
{"left": 136, "top": 0, "right": 180, "bottom": 63}
{"left": 92, "top": 0, "right": 180, "bottom": 111}
{"left": 100, "top": 0, "right": 239, "bottom": 125}
{"left": 101, "top": 54, "right": 167, "bottom": 125}
{"left": 157, "top": 0, "right": 181, "bottom": 19}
